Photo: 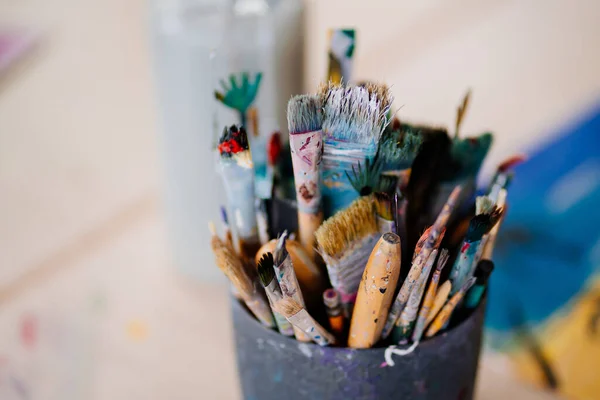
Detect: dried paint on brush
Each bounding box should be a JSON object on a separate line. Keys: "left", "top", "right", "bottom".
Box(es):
{"left": 320, "top": 84, "right": 393, "bottom": 216}
{"left": 374, "top": 192, "right": 396, "bottom": 234}
{"left": 274, "top": 297, "right": 335, "bottom": 346}
{"left": 209, "top": 223, "right": 274, "bottom": 328}
{"left": 287, "top": 95, "right": 324, "bottom": 257}
{"left": 315, "top": 195, "right": 379, "bottom": 316}
{"left": 257, "top": 253, "right": 295, "bottom": 337}
{"left": 449, "top": 197, "right": 504, "bottom": 293}
{"left": 481, "top": 189, "right": 507, "bottom": 260}
{"left": 382, "top": 187, "right": 459, "bottom": 339}
{"left": 218, "top": 126, "right": 259, "bottom": 255}
{"left": 323, "top": 289, "right": 345, "bottom": 339}
{"left": 348, "top": 232, "right": 402, "bottom": 348}
{"left": 412, "top": 249, "right": 450, "bottom": 342}
{"left": 273, "top": 232, "right": 311, "bottom": 342}
{"left": 394, "top": 249, "right": 439, "bottom": 343}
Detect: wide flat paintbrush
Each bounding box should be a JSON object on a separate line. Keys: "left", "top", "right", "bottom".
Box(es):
{"left": 287, "top": 94, "right": 324, "bottom": 259}
{"left": 217, "top": 125, "right": 260, "bottom": 260}
{"left": 320, "top": 83, "right": 393, "bottom": 217}
{"left": 315, "top": 195, "right": 379, "bottom": 317}
{"left": 209, "top": 223, "right": 274, "bottom": 328}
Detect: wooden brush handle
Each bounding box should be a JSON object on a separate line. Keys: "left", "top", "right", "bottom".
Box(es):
{"left": 298, "top": 211, "right": 322, "bottom": 260}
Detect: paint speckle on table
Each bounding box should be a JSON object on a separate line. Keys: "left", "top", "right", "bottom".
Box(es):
{"left": 20, "top": 313, "right": 38, "bottom": 350}
{"left": 256, "top": 338, "right": 265, "bottom": 350}
{"left": 297, "top": 343, "right": 312, "bottom": 358}
{"left": 126, "top": 320, "right": 148, "bottom": 342}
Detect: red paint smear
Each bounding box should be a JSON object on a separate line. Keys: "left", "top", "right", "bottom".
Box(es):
{"left": 20, "top": 314, "right": 38, "bottom": 350}
{"left": 498, "top": 153, "right": 527, "bottom": 172}
{"left": 267, "top": 131, "right": 281, "bottom": 165}
{"left": 461, "top": 242, "right": 470, "bottom": 253}
{"left": 218, "top": 138, "right": 244, "bottom": 155}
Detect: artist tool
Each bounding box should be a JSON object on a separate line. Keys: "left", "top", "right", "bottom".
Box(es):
{"left": 209, "top": 222, "right": 274, "bottom": 328}
{"left": 412, "top": 250, "right": 450, "bottom": 342}
{"left": 274, "top": 297, "right": 336, "bottom": 346}
{"left": 214, "top": 72, "right": 262, "bottom": 128}
{"left": 320, "top": 83, "right": 393, "bottom": 216}
{"left": 323, "top": 289, "right": 345, "bottom": 340}
{"left": 454, "top": 89, "right": 471, "bottom": 139}
{"left": 315, "top": 195, "right": 379, "bottom": 316}
{"left": 348, "top": 232, "right": 402, "bottom": 348}
{"left": 255, "top": 199, "right": 270, "bottom": 245}
{"left": 394, "top": 249, "right": 443, "bottom": 343}
{"left": 382, "top": 186, "right": 461, "bottom": 339}
{"left": 218, "top": 125, "right": 260, "bottom": 260}
{"left": 326, "top": 28, "right": 355, "bottom": 85}
{"left": 374, "top": 192, "right": 396, "bottom": 234}
{"left": 255, "top": 237, "right": 326, "bottom": 309}
{"left": 464, "top": 260, "right": 494, "bottom": 309}
{"left": 449, "top": 196, "right": 503, "bottom": 293}
{"left": 219, "top": 206, "right": 236, "bottom": 251}
{"left": 273, "top": 232, "right": 311, "bottom": 341}
{"left": 287, "top": 94, "right": 324, "bottom": 258}
{"left": 425, "top": 280, "right": 452, "bottom": 328}
{"left": 257, "top": 252, "right": 295, "bottom": 336}
{"left": 488, "top": 153, "right": 526, "bottom": 201}
{"left": 425, "top": 277, "right": 476, "bottom": 338}
{"left": 481, "top": 188, "right": 507, "bottom": 260}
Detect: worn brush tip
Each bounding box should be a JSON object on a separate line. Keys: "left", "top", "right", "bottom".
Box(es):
{"left": 257, "top": 252, "right": 275, "bottom": 287}
{"left": 287, "top": 94, "right": 323, "bottom": 134}
{"left": 374, "top": 192, "right": 394, "bottom": 220}
{"left": 498, "top": 153, "right": 527, "bottom": 172}
{"left": 436, "top": 248, "right": 450, "bottom": 271}
{"left": 382, "top": 232, "right": 401, "bottom": 245}
{"left": 315, "top": 195, "right": 377, "bottom": 258}
{"left": 274, "top": 231, "right": 289, "bottom": 266}
{"left": 218, "top": 125, "right": 249, "bottom": 157}
{"left": 476, "top": 195, "right": 495, "bottom": 215}
{"left": 466, "top": 206, "right": 504, "bottom": 242}
{"left": 274, "top": 297, "right": 303, "bottom": 317}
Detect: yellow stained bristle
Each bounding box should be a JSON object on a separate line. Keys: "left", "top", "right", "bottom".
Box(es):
{"left": 374, "top": 192, "right": 393, "bottom": 221}
{"left": 211, "top": 235, "right": 253, "bottom": 296}
{"left": 364, "top": 82, "right": 392, "bottom": 111}
{"left": 274, "top": 297, "right": 302, "bottom": 317}
{"left": 315, "top": 195, "right": 377, "bottom": 258}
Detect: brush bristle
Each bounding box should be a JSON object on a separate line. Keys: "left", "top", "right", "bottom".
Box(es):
{"left": 211, "top": 233, "right": 253, "bottom": 295}
{"left": 274, "top": 231, "right": 289, "bottom": 266}
{"left": 378, "top": 127, "right": 423, "bottom": 164}
{"left": 476, "top": 196, "right": 495, "bottom": 215}
{"left": 322, "top": 84, "right": 393, "bottom": 143}
{"left": 436, "top": 248, "right": 450, "bottom": 272}
{"left": 466, "top": 206, "right": 504, "bottom": 242}
{"left": 274, "top": 297, "right": 303, "bottom": 317}
{"left": 374, "top": 192, "right": 394, "bottom": 220}
{"left": 498, "top": 154, "right": 527, "bottom": 172}
{"left": 315, "top": 195, "right": 377, "bottom": 258}
{"left": 257, "top": 252, "right": 275, "bottom": 287}
{"left": 287, "top": 94, "right": 323, "bottom": 134}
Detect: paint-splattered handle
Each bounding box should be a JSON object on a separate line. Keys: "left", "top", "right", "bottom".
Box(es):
{"left": 290, "top": 130, "right": 322, "bottom": 214}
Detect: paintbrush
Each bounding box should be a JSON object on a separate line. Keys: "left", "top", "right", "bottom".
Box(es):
{"left": 488, "top": 154, "right": 526, "bottom": 201}
{"left": 481, "top": 188, "right": 507, "bottom": 260}
{"left": 449, "top": 196, "right": 504, "bottom": 293}
{"left": 425, "top": 277, "right": 476, "bottom": 338}
{"left": 348, "top": 232, "right": 402, "bottom": 348}
{"left": 425, "top": 280, "right": 452, "bottom": 328}
{"left": 412, "top": 249, "right": 450, "bottom": 343}
{"left": 255, "top": 237, "right": 326, "bottom": 311}
{"left": 218, "top": 125, "right": 260, "bottom": 260}
{"left": 287, "top": 94, "right": 324, "bottom": 259}
{"left": 273, "top": 297, "right": 336, "bottom": 346}
{"left": 315, "top": 195, "right": 379, "bottom": 317}
{"left": 374, "top": 192, "right": 396, "bottom": 234}
{"left": 255, "top": 198, "right": 270, "bottom": 245}
{"left": 464, "top": 259, "right": 494, "bottom": 309}
{"left": 320, "top": 83, "right": 393, "bottom": 217}
{"left": 394, "top": 249, "right": 439, "bottom": 343}
{"left": 382, "top": 186, "right": 461, "bottom": 339}
{"left": 257, "top": 252, "right": 295, "bottom": 337}
{"left": 209, "top": 222, "right": 274, "bottom": 328}
{"left": 273, "top": 232, "right": 311, "bottom": 342}
{"left": 323, "top": 289, "right": 345, "bottom": 341}
{"left": 219, "top": 206, "right": 236, "bottom": 252}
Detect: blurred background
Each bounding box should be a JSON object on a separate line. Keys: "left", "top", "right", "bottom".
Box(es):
{"left": 1, "top": 0, "right": 599, "bottom": 399}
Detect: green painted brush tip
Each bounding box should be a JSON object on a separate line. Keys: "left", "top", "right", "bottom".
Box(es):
{"left": 257, "top": 252, "right": 275, "bottom": 287}
{"left": 374, "top": 192, "right": 394, "bottom": 220}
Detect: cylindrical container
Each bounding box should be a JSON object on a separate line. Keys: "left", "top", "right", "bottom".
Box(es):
{"left": 232, "top": 297, "right": 485, "bottom": 400}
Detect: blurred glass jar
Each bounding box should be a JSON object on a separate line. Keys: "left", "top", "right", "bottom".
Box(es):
{"left": 149, "top": 0, "right": 304, "bottom": 281}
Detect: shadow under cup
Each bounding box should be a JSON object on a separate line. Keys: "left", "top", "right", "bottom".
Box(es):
{"left": 231, "top": 297, "right": 486, "bottom": 400}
